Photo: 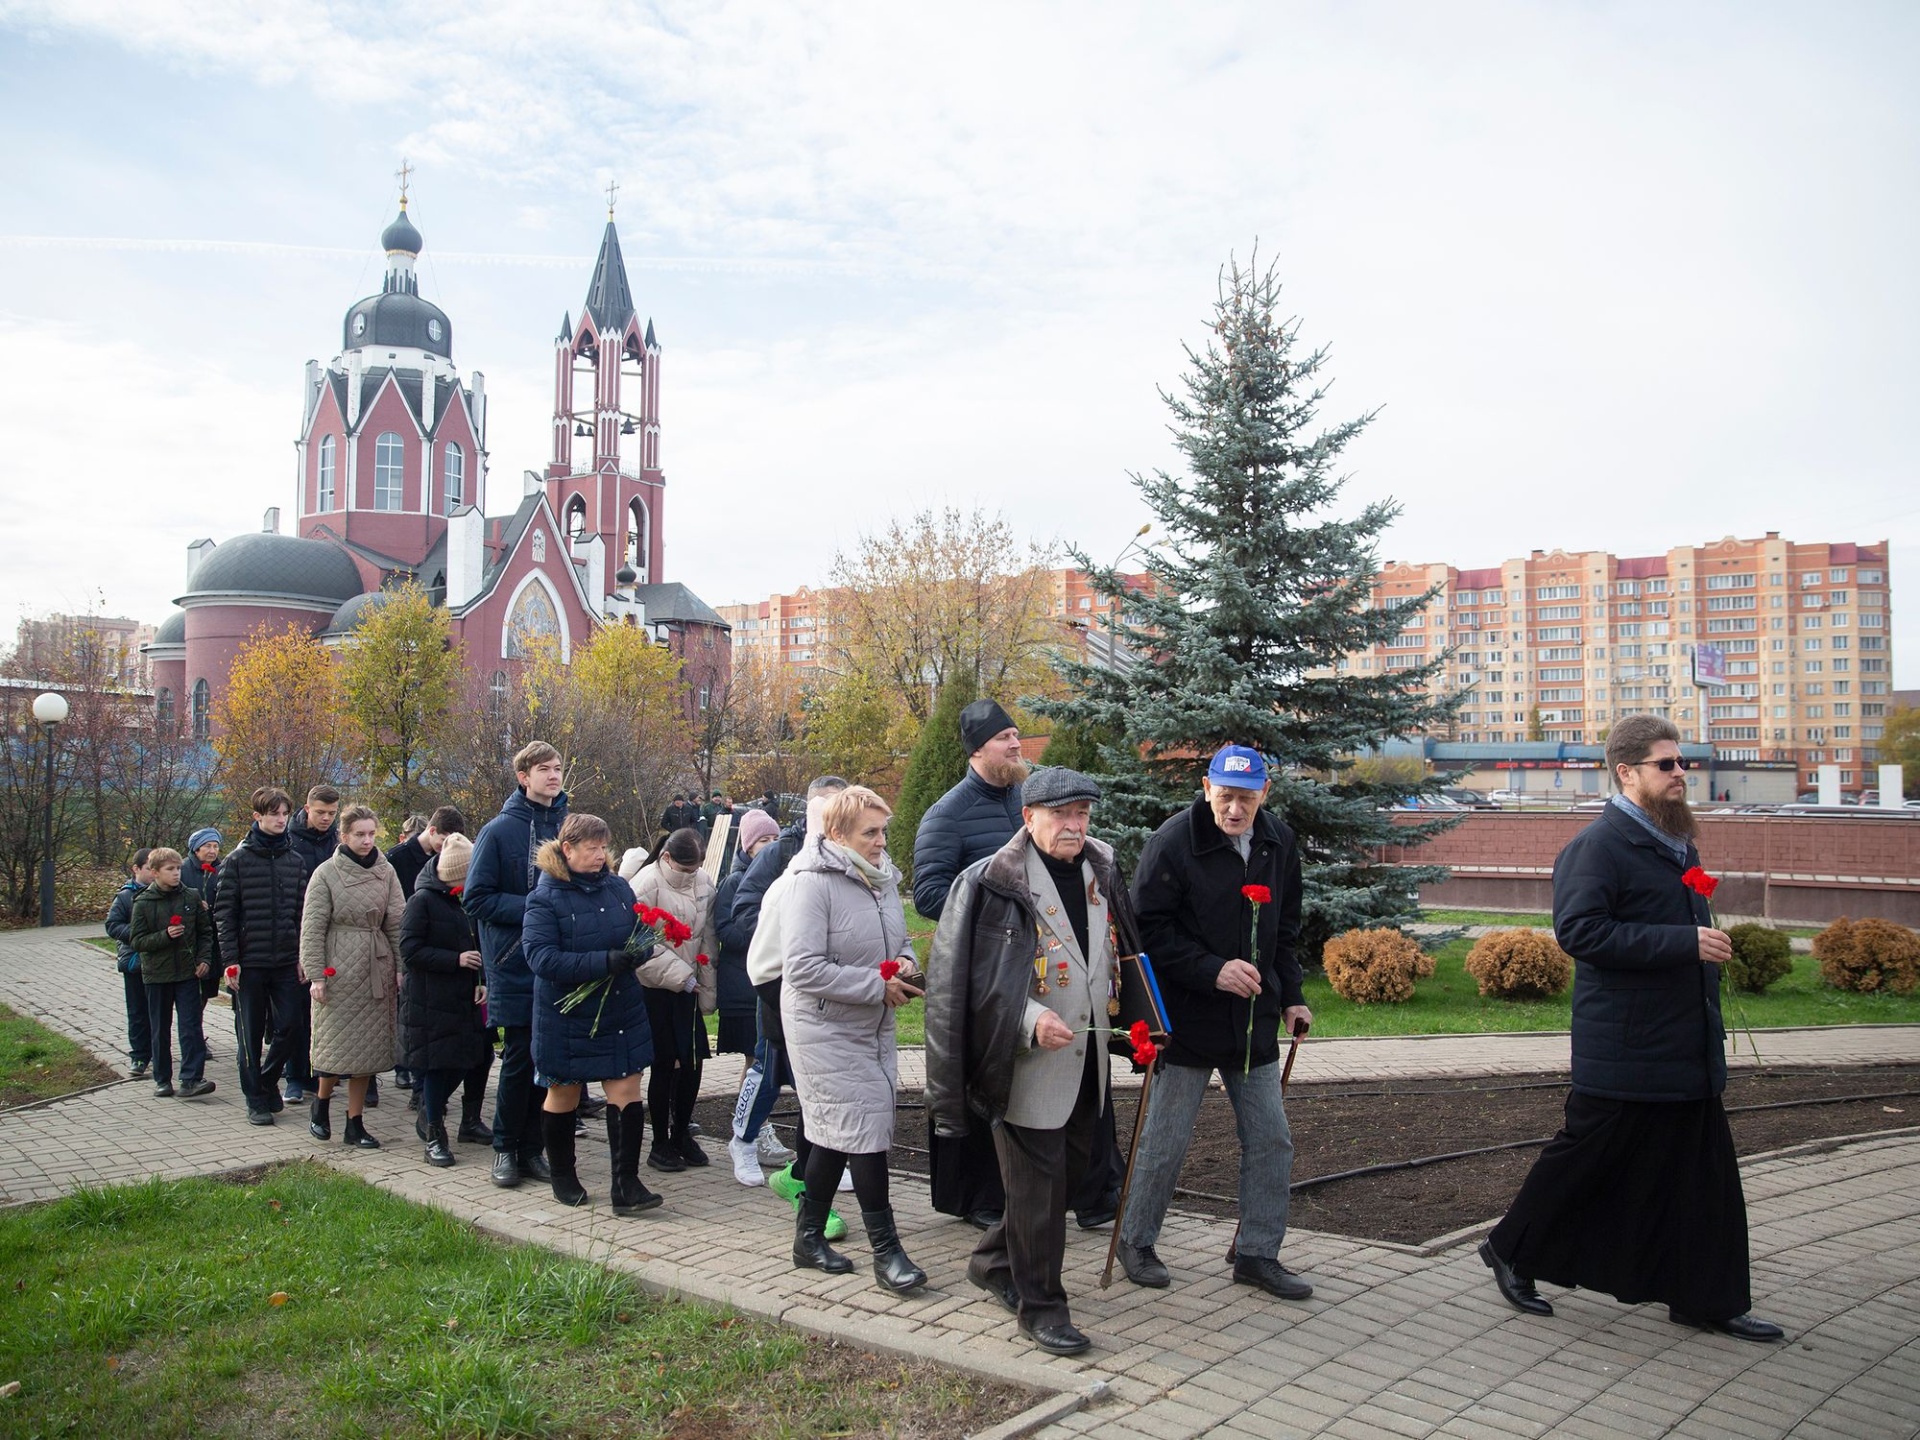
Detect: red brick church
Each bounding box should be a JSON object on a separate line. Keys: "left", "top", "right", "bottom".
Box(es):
{"left": 145, "top": 183, "right": 730, "bottom": 739}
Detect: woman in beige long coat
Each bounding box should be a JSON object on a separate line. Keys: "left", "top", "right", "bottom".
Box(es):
{"left": 303, "top": 804, "right": 406, "bottom": 1149}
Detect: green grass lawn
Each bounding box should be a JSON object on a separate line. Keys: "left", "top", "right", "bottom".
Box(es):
{"left": 1294, "top": 939, "right": 1920, "bottom": 1037}
{"left": 0, "top": 1162, "right": 1029, "bottom": 1439}
{"left": 0, "top": 1001, "right": 117, "bottom": 1107}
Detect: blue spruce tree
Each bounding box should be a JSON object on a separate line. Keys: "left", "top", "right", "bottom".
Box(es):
{"left": 1033, "top": 255, "right": 1460, "bottom": 963}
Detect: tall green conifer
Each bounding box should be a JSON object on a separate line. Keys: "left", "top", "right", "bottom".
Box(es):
{"left": 887, "top": 672, "right": 977, "bottom": 886}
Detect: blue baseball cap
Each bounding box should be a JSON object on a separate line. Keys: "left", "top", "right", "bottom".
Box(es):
{"left": 1207, "top": 744, "right": 1268, "bottom": 790}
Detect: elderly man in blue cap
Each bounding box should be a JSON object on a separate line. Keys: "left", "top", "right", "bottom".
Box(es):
{"left": 1114, "top": 744, "right": 1315, "bottom": 1301}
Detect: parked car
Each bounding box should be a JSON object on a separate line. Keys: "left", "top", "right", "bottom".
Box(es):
{"left": 1441, "top": 788, "right": 1498, "bottom": 810}
{"left": 1487, "top": 789, "right": 1526, "bottom": 805}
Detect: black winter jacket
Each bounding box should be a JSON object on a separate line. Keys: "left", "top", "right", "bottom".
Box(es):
{"left": 1553, "top": 803, "right": 1725, "bottom": 1102}
{"left": 127, "top": 882, "right": 213, "bottom": 985}
{"left": 386, "top": 836, "right": 430, "bottom": 899}
{"left": 213, "top": 824, "right": 307, "bottom": 973}
{"left": 925, "top": 832, "right": 1141, "bottom": 1136}
{"left": 911, "top": 767, "right": 1024, "bottom": 919}
{"left": 726, "top": 820, "right": 806, "bottom": 940}
{"left": 712, "top": 853, "right": 758, "bottom": 1036}
{"left": 1131, "top": 799, "right": 1304, "bottom": 1071}
{"left": 398, "top": 861, "right": 493, "bottom": 1073}
{"left": 180, "top": 860, "right": 223, "bottom": 966}
{"left": 106, "top": 880, "right": 142, "bottom": 973}
{"left": 289, "top": 810, "right": 338, "bottom": 879}
{"left": 464, "top": 787, "right": 568, "bottom": 1028}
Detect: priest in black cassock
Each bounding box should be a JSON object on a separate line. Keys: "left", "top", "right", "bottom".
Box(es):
{"left": 1479, "top": 714, "right": 1783, "bottom": 1342}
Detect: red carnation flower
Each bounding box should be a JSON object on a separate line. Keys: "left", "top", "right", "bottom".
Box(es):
{"left": 880, "top": 959, "right": 902, "bottom": 980}
{"left": 696, "top": 953, "right": 710, "bottom": 966}
{"left": 633, "top": 902, "right": 645, "bottom": 915}
{"left": 1132, "top": 1036, "right": 1159, "bottom": 1067}
{"left": 1242, "top": 884, "right": 1271, "bottom": 905}
{"left": 1129, "top": 1019, "right": 1150, "bottom": 1046}
{"left": 201, "top": 863, "right": 215, "bottom": 873}
{"left": 1682, "top": 866, "right": 1719, "bottom": 899}
{"left": 323, "top": 966, "right": 336, "bottom": 978}
{"left": 225, "top": 965, "right": 239, "bottom": 979}
{"left": 169, "top": 915, "right": 182, "bottom": 926}
{"left": 449, "top": 884, "right": 463, "bottom": 897}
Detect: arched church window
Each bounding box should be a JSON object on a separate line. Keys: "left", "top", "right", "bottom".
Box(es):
{"left": 564, "top": 496, "right": 587, "bottom": 541}
{"left": 624, "top": 498, "right": 649, "bottom": 580}
{"left": 318, "top": 435, "right": 337, "bottom": 511}
{"left": 374, "top": 432, "right": 404, "bottom": 511}
{"left": 191, "top": 680, "right": 210, "bottom": 741}
{"left": 505, "top": 582, "right": 561, "bottom": 660}
{"left": 156, "top": 687, "right": 173, "bottom": 727}
{"left": 444, "top": 442, "right": 464, "bottom": 514}
{"left": 488, "top": 670, "right": 508, "bottom": 718}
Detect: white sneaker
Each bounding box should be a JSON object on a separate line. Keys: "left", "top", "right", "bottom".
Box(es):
{"left": 756, "top": 1126, "right": 796, "bottom": 1167}
{"left": 728, "top": 1136, "right": 765, "bottom": 1187}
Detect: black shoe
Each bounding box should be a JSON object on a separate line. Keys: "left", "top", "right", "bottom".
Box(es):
{"left": 457, "top": 1117, "right": 492, "bottom": 1145}
{"left": 342, "top": 1115, "right": 381, "bottom": 1150}
{"left": 673, "top": 1130, "right": 709, "bottom": 1168}
{"left": 363, "top": 1077, "right": 380, "bottom": 1108}
{"left": 490, "top": 1151, "right": 522, "bottom": 1188}
{"left": 153, "top": 1082, "right": 175, "bottom": 1098}
{"left": 1117, "top": 1240, "right": 1170, "bottom": 1289}
{"left": 969, "top": 1269, "right": 1020, "bottom": 1315}
{"left": 130, "top": 1061, "right": 151, "bottom": 1079}
{"left": 964, "top": 1207, "right": 1002, "bottom": 1231}
{"left": 407, "top": 1089, "right": 421, "bottom": 1113}
{"left": 793, "top": 1196, "right": 854, "bottom": 1274}
{"left": 519, "top": 1153, "right": 552, "bottom": 1183}
{"left": 1669, "top": 1308, "right": 1785, "bottom": 1342}
{"left": 861, "top": 1207, "right": 927, "bottom": 1293}
{"left": 1019, "top": 1318, "right": 1092, "bottom": 1355}
{"left": 1232, "top": 1257, "right": 1313, "bottom": 1301}
{"left": 309, "top": 1095, "right": 332, "bottom": 1141}
{"left": 648, "top": 1144, "right": 687, "bottom": 1174}
{"left": 608, "top": 1102, "right": 663, "bottom": 1216}
{"left": 178, "top": 1079, "right": 215, "bottom": 1099}
{"left": 543, "top": 1110, "right": 588, "bottom": 1206}
{"left": 425, "top": 1124, "right": 455, "bottom": 1168}
{"left": 1076, "top": 1205, "right": 1117, "bottom": 1230}
{"left": 267, "top": 1094, "right": 286, "bottom": 1114}
{"left": 395, "top": 1071, "right": 414, "bottom": 1091}
{"left": 247, "top": 1109, "right": 276, "bottom": 1127}
{"left": 415, "top": 1111, "right": 431, "bottom": 1143}
{"left": 1479, "top": 1240, "right": 1552, "bottom": 1316}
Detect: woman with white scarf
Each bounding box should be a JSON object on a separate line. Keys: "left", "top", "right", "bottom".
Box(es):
{"left": 627, "top": 827, "right": 718, "bottom": 1172}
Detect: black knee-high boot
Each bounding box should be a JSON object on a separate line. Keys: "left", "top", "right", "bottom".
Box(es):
{"left": 794, "top": 1195, "right": 853, "bottom": 1273}
{"left": 542, "top": 1109, "right": 588, "bottom": 1206}
{"left": 862, "top": 1208, "right": 927, "bottom": 1293}
{"left": 672, "top": 1063, "right": 707, "bottom": 1167}
{"left": 608, "top": 1101, "right": 662, "bottom": 1215}
{"left": 647, "top": 1066, "right": 684, "bottom": 1172}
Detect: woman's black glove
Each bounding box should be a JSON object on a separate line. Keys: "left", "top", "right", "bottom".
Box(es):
{"left": 607, "top": 948, "right": 640, "bottom": 978}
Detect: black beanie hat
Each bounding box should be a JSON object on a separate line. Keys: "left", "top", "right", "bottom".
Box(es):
{"left": 960, "top": 698, "right": 1016, "bottom": 754}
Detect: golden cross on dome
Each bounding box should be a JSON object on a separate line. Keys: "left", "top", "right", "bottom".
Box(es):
{"left": 605, "top": 179, "right": 620, "bottom": 217}
{"left": 395, "top": 158, "right": 413, "bottom": 206}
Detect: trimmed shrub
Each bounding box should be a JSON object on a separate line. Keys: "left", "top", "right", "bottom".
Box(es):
{"left": 1814, "top": 917, "right": 1920, "bottom": 996}
{"left": 1724, "top": 923, "right": 1794, "bottom": 994}
{"left": 1463, "top": 929, "right": 1573, "bottom": 1001}
{"left": 1323, "top": 927, "right": 1432, "bottom": 1005}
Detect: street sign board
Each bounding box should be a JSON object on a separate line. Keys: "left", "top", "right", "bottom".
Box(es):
{"left": 1692, "top": 642, "right": 1728, "bottom": 688}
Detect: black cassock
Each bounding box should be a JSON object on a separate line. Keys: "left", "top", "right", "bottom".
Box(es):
{"left": 1489, "top": 1090, "right": 1750, "bottom": 1321}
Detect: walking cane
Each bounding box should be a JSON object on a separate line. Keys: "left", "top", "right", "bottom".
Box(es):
{"left": 1101, "top": 1056, "right": 1158, "bottom": 1289}
{"left": 1225, "top": 1022, "right": 1303, "bottom": 1266}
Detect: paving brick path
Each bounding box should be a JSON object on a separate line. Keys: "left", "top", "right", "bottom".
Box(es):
{"left": 5, "top": 925, "right": 1918, "bottom": 1439}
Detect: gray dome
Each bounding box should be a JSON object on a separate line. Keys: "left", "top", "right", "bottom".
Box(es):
{"left": 343, "top": 291, "right": 453, "bottom": 357}
{"left": 152, "top": 610, "right": 186, "bottom": 645}
{"left": 380, "top": 205, "right": 422, "bottom": 255}
{"left": 321, "top": 589, "right": 396, "bottom": 637}
{"left": 181, "top": 534, "right": 365, "bottom": 607}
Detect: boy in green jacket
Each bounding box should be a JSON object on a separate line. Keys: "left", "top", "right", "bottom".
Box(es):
{"left": 128, "top": 847, "right": 216, "bottom": 1099}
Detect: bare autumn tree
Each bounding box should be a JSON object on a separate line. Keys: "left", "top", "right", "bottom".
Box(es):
{"left": 827, "top": 507, "right": 1059, "bottom": 723}
{"left": 0, "top": 689, "right": 79, "bottom": 919}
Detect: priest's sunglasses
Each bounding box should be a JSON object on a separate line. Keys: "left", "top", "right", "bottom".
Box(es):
{"left": 1630, "top": 757, "right": 1690, "bottom": 773}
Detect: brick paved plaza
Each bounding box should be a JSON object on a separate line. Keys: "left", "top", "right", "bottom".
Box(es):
{"left": 3, "top": 925, "right": 1917, "bottom": 1439}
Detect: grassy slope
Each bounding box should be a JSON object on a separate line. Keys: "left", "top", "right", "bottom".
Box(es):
{"left": 0, "top": 1001, "right": 117, "bottom": 1107}
{"left": 0, "top": 1163, "right": 1025, "bottom": 1440}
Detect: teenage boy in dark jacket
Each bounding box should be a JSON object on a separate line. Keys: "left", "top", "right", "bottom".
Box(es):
{"left": 465, "top": 742, "right": 568, "bottom": 1187}
{"left": 1481, "top": 714, "right": 1782, "bottom": 1343}
{"left": 104, "top": 849, "right": 156, "bottom": 1078}
{"left": 275, "top": 784, "right": 339, "bottom": 1104}
{"left": 127, "top": 847, "right": 216, "bottom": 1100}
{"left": 1115, "top": 744, "right": 1315, "bottom": 1303}
{"left": 214, "top": 787, "right": 311, "bottom": 1125}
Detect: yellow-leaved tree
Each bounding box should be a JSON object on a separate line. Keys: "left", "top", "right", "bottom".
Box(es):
{"left": 211, "top": 624, "right": 350, "bottom": 821}
{"left": 336, "top": 584, "right": 464, "bottom": 826}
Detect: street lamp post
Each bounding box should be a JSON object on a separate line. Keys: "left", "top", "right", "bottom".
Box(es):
{"left": 31, "top": 692, "right": 69, "bottom": 928}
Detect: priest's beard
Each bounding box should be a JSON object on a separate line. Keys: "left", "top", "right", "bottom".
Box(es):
{"left": 978, "top": 755, "right": 1030, "bottom": 789}
{"left": 1640, "top": 789, "right": 1698, "bottom": 842}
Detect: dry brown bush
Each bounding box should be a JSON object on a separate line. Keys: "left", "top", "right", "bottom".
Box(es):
{"left": 1813, "top": 917, "right": 1920, "bottom": 996}
{"left": 1323, "top": 927, "right": 1430, "bottom": 1004}
{"left": 1463, "top": 929, "right": 1573, "bottom": 1000}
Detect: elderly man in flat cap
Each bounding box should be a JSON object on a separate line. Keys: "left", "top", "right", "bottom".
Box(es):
{"left": 925, "top": 766, "right": 1142, "bottom": 1356}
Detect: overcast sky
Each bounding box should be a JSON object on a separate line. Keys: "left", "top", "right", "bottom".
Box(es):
{"left": 0, "top": 1, "right": 1913, "bottom": 682}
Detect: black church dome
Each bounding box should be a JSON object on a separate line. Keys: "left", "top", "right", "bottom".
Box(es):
{"left": 343, "top": 291, "right": 453, "bottom": 357}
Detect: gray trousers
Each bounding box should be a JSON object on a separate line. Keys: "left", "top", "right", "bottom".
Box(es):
{"left": 1119, "top": 1059, "right": 1294, "bottom": 1260}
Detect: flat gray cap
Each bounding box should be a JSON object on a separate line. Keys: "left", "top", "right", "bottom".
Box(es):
{"left": 1021, "top": 766, "right": 1102, "bottom": 808}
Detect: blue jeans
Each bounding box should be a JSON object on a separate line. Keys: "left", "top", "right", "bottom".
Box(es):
{"left": 143, "top": 979, "right": 207, "bottom": 1087}
{"left": 121, "top": 969, "right": 151, "bottom": 1067}
{"left": 731, "top": 1035, "right": 789, "bottom": 1142}
{"left": 1120, "top": 1060, "right": 1295, "bottom": 1261}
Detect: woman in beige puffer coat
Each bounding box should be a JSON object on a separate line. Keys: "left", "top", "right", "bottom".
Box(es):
{"left": 627, "top": 827, "right": 719, "bottom": 1172}
{"left": 302, "top": 804, "right": 406, "bottom": 1149}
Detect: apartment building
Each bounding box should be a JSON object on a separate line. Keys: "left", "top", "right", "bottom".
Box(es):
{"left": 1341, "top": 534, "right": 1893, "bottom": 791}
{"left": 9, "top": 613, "right": 155, "bottom": 691}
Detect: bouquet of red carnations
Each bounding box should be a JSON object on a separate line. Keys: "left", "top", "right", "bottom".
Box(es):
{"left": 558, "top": 902, "right": 692, "bottom": 1036}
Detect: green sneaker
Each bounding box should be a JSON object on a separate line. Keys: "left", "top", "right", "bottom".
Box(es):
{"left": 767, "top": 1164, "right": 845, "bottom": 1239}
